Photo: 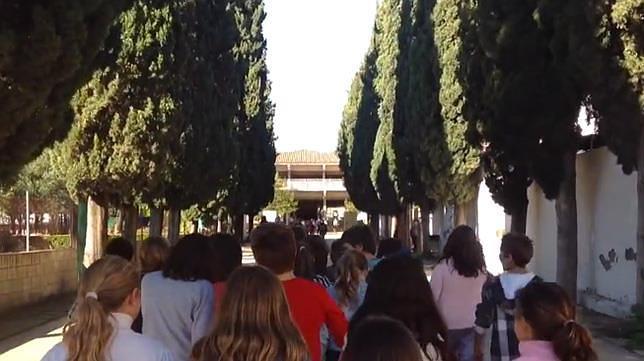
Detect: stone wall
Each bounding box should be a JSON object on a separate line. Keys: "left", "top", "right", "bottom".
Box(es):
{"left": 0, "top": 248, "right": 77, "bottom": 313}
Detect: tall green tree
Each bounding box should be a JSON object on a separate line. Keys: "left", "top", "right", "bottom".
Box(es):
{"left": 338, "top": 29, "right": 386, "bottom": 227}
{"left": 370, "top": 0, "right": 407, "bottom": 224}
{"left": 427, "top": 0, "right": 481, "bottom": 227}
{"left": 0, "top": 0, "right": 131, "bottom": 180}
{"left": 225, "top": 0, "right": 276, "bottom": 238}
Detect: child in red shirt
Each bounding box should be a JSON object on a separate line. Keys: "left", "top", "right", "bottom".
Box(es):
{"left": 251, "top": 223, "right": 348, "bottom": 361}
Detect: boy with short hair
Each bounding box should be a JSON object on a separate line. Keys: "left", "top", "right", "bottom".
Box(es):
{"left": 475, "top": 233, "right": 541, "bottom": 361}
{"left": 250, "top": 223, "right": 348, "bottom": 361}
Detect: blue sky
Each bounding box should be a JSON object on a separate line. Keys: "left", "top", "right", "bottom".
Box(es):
{"left": 264, "top": 0, "right": 379, "bottom": 153}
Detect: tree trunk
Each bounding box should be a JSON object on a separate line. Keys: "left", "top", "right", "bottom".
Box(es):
{"left": 395, "top": 205, "right": 411, "bottom": 247}
{"left": 419, "top": 206, "right": 430, "bottom": 255}
{"left": 368, "top": 213, "right": 380, "bottom": 237}
{"left": 122, "top": 205, "right": 138, "bottom": 243}
{"left": 233, "top": 214, "right": 244, "bottom": 241}
{"left": 167, "top": 209, "right": 181, "bottom": 245}
{"left": 510, "top": 203, "right": 528, "bottom": 234}
{"left": 440, "top": 205, "right": 454, "bottom": 252}
{"left": 455, "top": 203, "right": 467, "bottom": 226}
{"left": 248, "top": 213, "right": 256, "bottom": 235}
{"left": 149, "top": 206, "right": 163, "bottom": 237}
{"left": 192, "top": 220, "right": 199, "bottom": 234}
{"left": 432, "top": 202, "right": 443, "bottom": 237}
{"left": 637, "top": 126, "right": 644, "bottom": 304}
{"left": 69, "top": 206, "right": 79, "bottom": 249}
{"left": 556, "top": 150, "right": 578, "bottom": 303}
{"left": 84, "top": 196, "right": 108, "bottom": 268}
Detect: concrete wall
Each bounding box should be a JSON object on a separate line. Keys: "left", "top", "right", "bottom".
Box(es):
{"left": 0, "top": 249, "right": 77, "bottom": 314}
{"left": 526, "top": 147, "right": 638, "bottom": 317}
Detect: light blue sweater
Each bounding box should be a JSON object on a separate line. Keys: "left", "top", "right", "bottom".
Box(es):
{"left": 142, "top": 271, "right": 214, "bottom": 361}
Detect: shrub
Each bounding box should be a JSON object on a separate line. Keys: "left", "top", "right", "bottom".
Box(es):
{"left": 45, "top": 234, "right": 71, "bottom": 249}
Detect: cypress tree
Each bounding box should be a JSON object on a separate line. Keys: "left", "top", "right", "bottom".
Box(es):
{"left": 0, "top": 0, "right": 130, "bottom": 180}
{"left": 225, "top": 0, "right": 276, "bottom": 238}
{"left": 429, "top": 0, "right": 481, "bottom": 226}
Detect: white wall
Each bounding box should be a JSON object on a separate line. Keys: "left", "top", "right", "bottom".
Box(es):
{"left": 526, "top": 147, "right": 637, "bottom": 317}
{"left": 477, "top": 183, "right": 507, "bottom": 276}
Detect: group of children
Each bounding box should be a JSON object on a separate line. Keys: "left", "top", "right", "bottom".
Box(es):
{"left": 42, "top": 223, "right": 598, "bottom": 361}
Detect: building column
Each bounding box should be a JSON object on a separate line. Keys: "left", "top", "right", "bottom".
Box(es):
{"left": 322, "top": 164, "right": 327, "bottom": 214}
{"left": 287, "top": 164, "right": 292, "bottom": 188}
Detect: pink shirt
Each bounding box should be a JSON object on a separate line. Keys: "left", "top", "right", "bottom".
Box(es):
{"left": 517, "top": 341, "right": 560, "bottom": 361}
{"left": 430, "top": 260, "right": 487, "bottom": 330}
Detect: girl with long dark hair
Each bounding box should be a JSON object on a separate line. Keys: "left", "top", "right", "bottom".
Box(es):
{"left": 430, "top": 226, "right": 487, "bottom": 361}
{"left": 350, "top": 256, "right": 451, "bottom": 361}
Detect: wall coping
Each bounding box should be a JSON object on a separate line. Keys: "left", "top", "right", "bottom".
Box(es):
{"left": 0, "top": 248, "right": 74, "bottom": 256}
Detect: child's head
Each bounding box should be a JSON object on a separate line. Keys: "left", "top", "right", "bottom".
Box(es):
{"left": 251, "top": 223, "right": 297, "bottom": 275}
{"left": 138, "top": 236, "right": 170, "bottom": 274}
{"left": 342, "top": 316, "right": 424, "bottom": 361}
{"left": 442, "top": 225, "right": 486, "bottom": 277}
{"left": 500, "top": 233, "right": 534, "bottom": 270}
{"left": 64, "top": 256, "right": 140, "bottom": 359}
{"left": 335, "top": 249, "right": 369, "bottom": 306}
{"left": 194, "top": 266, "right": 308, "bottom": 361}
{"left": 341, "top": 224, "right": 377, "bottom": 256}
{"left": 163, "top": 233, "right": 217, "bottom": 281}
{"left": 305, "top": 235, "right": 329, "bottom": 275}
{"left": 331, "top": 239, "right": 352, "bottom": 265}
{"left": 376, "top": 238, "right": 403, "bottom": 259}
{"left": 515, "top": 282, "right": 597, "bottom": 361}
{"left": 104, "top": 236, "right": 134, "bottom": 261}
{"left": 209, "top": 233, "right": 242, "bottom": 282}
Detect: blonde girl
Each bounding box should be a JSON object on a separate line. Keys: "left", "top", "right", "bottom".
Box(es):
{"left": 42, "top": 256, "right": 174, "bottom": 361}
{"left": 192, "top": 265, "right": 309, "bottom": 361}
{"left": 325, "top": 250, "right": 369, "bottom": 361}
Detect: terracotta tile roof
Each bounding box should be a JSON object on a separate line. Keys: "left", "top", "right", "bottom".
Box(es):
{"left": 276, "top": 150, "right": 339, "bottom": 165}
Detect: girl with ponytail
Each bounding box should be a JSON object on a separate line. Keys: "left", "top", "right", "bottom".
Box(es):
{"left": 42, "top": 256, "right": 174, "bottom": 361}
{"left": 326, "top": 250, "right": 369, "bottom": 361}
{"left": 514, "top": 282, "right": 598, "bottom": 361}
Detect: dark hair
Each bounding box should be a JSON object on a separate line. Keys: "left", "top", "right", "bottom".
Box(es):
{"left": 341, "top": 225, "right": 376, "bottom": 255}
{"left": 251, "top": 223, "right": 297, "bottom": 274}
{"left": 517, "top": 282, "right": 597, "bottom": 361}
{"left": 342, "top": 316, "right": 424, "bottom": 361}
{"left": 104, "top": 237, "right": 134, "bottom": 261}
{"left": 351, "top": 256, "right": 451, "bottom": 361}
{"left": 293, "top": 243, "right": 316, "bottom": 280}
{"left": 330, "top": 239, "right": 350, "bottom": 265}
{"left": 440, "top": 226, "right": 486, "bottom": 277}
{"left": 376, "top": 238, "right": 403, "bottom": 258}
{"left": 209, "top": 233, "right": 242, "bottom": 282}
{"left": 501, "top": 233, "right": 534, "bottom": 268}
{"left": 292, "top": 225, "right": 306, "bottom": 243}
{"left": 305, "top": 235, "right": 329, "bottom": 275}
{"left": 139, "top": 236, "right": 170, "bottom": 273}
{"left": 163, "top": 233, "right": 217, "bottom": 281}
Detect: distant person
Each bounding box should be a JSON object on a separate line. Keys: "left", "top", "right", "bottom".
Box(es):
{"left": 306, "top": 235, "right": 332, "bottom": 287}
{"left": 250, "top": 223, "right": 348, "bottom": 361}
{"left": 325, "top": 250, "right": 369, "bottom": 361}
{"left": 341, "top": 224, "right": 380, "bottom": 270}
{"left": 142, "top": 234, "right": 215, "bottom": 361}
{"left": 209, "top": 233, "right": 242, "bottom": 313}
{"left": 318, "top": 220, "right": 328, "bottom": 239}
{"left": 104, "top": 236, "right": 135, "bottom": 261}
{"left": 430, "top": 226, "right": 487, "bottom": 361}
{"left": 411, "top": 219, "right": 421, "bottom": 253}
{"left": 475, "top": 233, "right": 541, "bottom": 361}
{"left": 42, "top": 256, "right": 174, "bottom": 361}
{"left": 133, "top": 237, "right": 171, "bottom": 333}
{"left": 376, "top": 238, "right": 407, "bottom": 258}
{"left": 327, "top": 239, "right": 352, "bottom": 281}
{"left": 192, "top": 266, "right": 309, "bottom": 361}
{"left": 260, "top": 216, "right": 268, "bottom": 224}
{"left": 350, "top": 256, "right": 450, "bottom": 361}
{"left": 514, "top": 282, "right": 597, "bottom": 361}
{"left": 292, "top": 224, "right": 307, "bottom": 244}
{"left": 342, "top": 316, "right": 425, "bottom": 361}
